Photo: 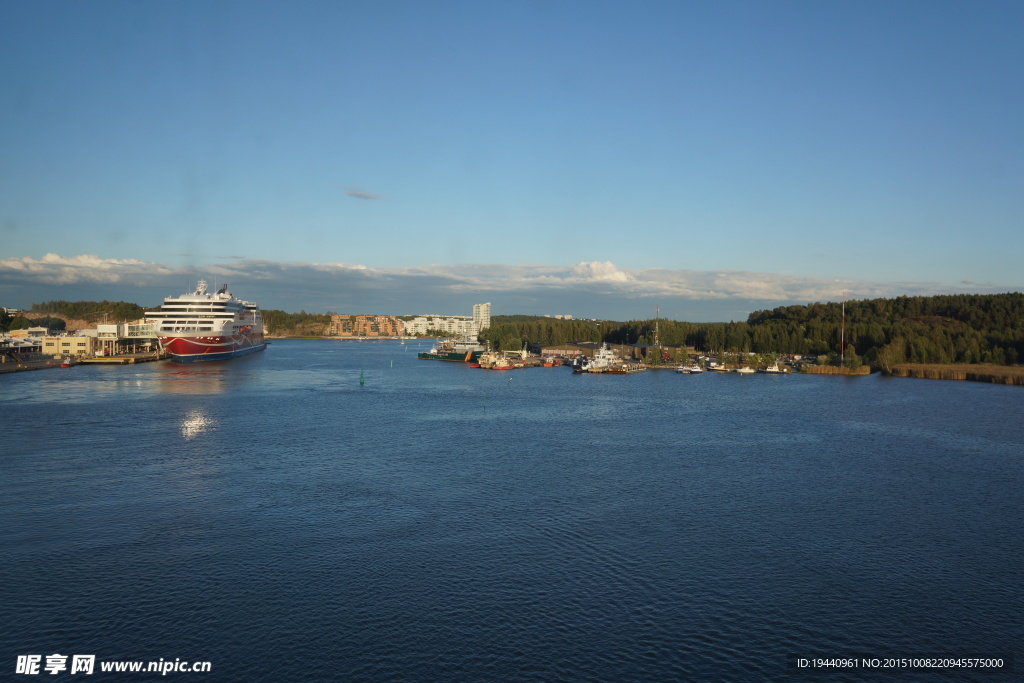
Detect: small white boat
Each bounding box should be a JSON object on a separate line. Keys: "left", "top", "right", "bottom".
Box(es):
{"left": 735, "top": 366, "right": 755, "bottom": 374}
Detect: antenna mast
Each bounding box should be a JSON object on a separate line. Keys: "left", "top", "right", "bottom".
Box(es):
{"left": 655, "top": 304, "right": 660, "bottom": 347}
{"left": 840, "top": 291, "right": 846, "bottom": 367}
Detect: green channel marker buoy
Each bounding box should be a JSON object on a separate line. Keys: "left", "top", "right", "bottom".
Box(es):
{"left": 359, "top": 370, "right": 365, "bottom": 386}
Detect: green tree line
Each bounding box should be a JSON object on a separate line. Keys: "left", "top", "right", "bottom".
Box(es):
{"left": 2, "top": 300, "right": 148, "bottom": 333}
{"left": 2, "top": 313, "right": 67, "bottom": 333}
{"left": 262, "top": 310, "right": 332, "bottom": 335}
{"left": 30, "top": 300, "right": 150, "bottom": 321}
{"left": 480, "top": 318, "right": 621, "bottom": 351}
{"left": 480, "top": 293, "right": 1024, "bottom": 367}
{"left": 743, "top": 293, "right": 1024, "bottom": 368}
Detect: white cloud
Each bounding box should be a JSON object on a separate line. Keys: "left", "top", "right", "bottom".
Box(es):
{"left": 0, "top": 253, "right": 173, "bottom": 284}
{"left": 569, "top": 261, "right": 632, "bottom": 283}
{"left": 1, "top": 254, "right": 1015, "bottom": 320}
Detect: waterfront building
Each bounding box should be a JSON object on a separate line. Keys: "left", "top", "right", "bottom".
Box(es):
{"left": 97, "top": 322, "right": 158, "bottom": 355}
{"left": 42, "top": 322, "right": 159, "bottom": 357}
{"left": 404, "top": 303, "right": 492, "bottom": 338}
{"left": 43, "top": 335, "right": 98, "bottom": 358}
{"left": 329, "top": 314, "right": 403, "bottom": 337}
{"left": 0, "top": 335, "right": 42, "bottom": 353}
{"left": 403, "top": 315, "right": 475, "bottom": 337}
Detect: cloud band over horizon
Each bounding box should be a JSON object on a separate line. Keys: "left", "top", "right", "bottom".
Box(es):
{"left": 0, "top": 254, "right": 1016, "bottom": 322}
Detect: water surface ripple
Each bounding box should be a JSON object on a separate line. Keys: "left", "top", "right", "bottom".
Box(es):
{"left": 2, "top": 340, "right": 1021, "bottom": 680}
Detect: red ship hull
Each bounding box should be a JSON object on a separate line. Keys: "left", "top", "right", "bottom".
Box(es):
{"left": 161, "top": 334, "right": 267, "bottom": 362}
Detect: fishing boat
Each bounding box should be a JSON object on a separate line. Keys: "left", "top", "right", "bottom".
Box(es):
{"left": 707, "top": 357, "right": 728, "bottom": 371}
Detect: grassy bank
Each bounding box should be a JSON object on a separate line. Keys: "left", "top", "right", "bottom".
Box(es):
{"left": 888, "top": 363, "right": 1024, "bottom": 385}
{"left": 801, "top": 365, "right": 872, "bottom": 376}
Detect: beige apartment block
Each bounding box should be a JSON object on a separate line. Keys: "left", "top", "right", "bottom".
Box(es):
{"left": 43, "top": 335, "right": 97, "bottom": 358}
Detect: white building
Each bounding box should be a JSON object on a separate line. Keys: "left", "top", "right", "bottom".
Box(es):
{"left": 473, "top": 303, "right": 491, "bottom": 332}
{"left": 404, "top": 302, "right": 492, "bottom": 337}
{"left": 403, "top": 315, "right": 475, "bottom": 337}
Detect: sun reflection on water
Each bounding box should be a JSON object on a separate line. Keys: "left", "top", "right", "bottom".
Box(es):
{"left": 180, "top": 409, "right": 214, "bottom": 440}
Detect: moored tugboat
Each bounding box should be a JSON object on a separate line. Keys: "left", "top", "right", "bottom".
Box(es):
{"left": 417, "top": 337, "right": 485, "bottom": 362}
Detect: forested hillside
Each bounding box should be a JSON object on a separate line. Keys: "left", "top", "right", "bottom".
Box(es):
{"left": 262, "top": 310, "right": 332, "bottom": 336}
{"left": 30, "top": 300, "right": 149, "bottom": 321}
{"left": 483, "top": 293, "right": 1024, "bottom": 368}
{"left": 1, "top": 300, "right": 149, "bottom": 333}
{"left": 744, "top": 293, "right": 1024, "bottom": 368}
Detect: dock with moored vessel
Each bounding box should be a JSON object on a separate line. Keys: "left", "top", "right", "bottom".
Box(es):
{"left": 77, "top": 350, "right": 170, "bottom": 365}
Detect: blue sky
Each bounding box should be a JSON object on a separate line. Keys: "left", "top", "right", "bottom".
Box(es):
{"left": 2, "top": 1, "right": 1022, "bottom": 321}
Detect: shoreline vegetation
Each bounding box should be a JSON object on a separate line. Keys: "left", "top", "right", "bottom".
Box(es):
{"left": 887, "top": 363, "right": 1024, "bottom": 386}
{"left": 801, "top": 364, "right": 873, "bottom": 376}
{"left": 6, "top": 292, "right": 1023, "bottom": 386}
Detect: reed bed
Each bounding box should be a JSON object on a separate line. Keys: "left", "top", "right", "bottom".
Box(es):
{"left": 888, "top": 363, "right": 1024, "bottom": 386}
{"left": 802, "top": 365, "right": 872, "bottom": 376}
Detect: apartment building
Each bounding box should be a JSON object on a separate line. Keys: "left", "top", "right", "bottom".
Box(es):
{"left": 329, "top": 314, "right": 403, "bottom": 337}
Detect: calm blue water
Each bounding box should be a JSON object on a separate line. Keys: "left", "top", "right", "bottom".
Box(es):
{"left": 2, "top": 340, "right": 1021, "bottom": 681}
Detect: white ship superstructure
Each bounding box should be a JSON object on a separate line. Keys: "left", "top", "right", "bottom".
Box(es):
{"left": 145, "top": 280, "right": 266, "bottom": 362}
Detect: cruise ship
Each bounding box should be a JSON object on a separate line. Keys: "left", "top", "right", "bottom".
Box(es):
{"left": 146, "top": 281, "right": 266, "bottom": 362}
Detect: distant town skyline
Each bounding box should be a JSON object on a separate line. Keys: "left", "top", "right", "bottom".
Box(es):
{"left": 2, "top": 3, "right": 1022, "bottom": 321}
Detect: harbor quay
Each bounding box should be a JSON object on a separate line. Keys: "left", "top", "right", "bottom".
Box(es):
{"left": 1, "top": 321, "right": 168, "bottom": 374}
{"left": 0, "top": 352, "right": 63, "bottom": 374}
{"left": 420, "top": 339, "right": 802, "bottom": 374}
{"left": 0, "top": 349, "right": 169, "bottom": 373}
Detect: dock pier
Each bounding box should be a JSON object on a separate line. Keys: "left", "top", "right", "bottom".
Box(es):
{"left": 78, "top": 351, "right": 170, "bottom": 365}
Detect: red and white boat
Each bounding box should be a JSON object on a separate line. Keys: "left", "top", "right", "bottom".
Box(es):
{"left": 146, "top": 280, "right": 267, "bottom": 362}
